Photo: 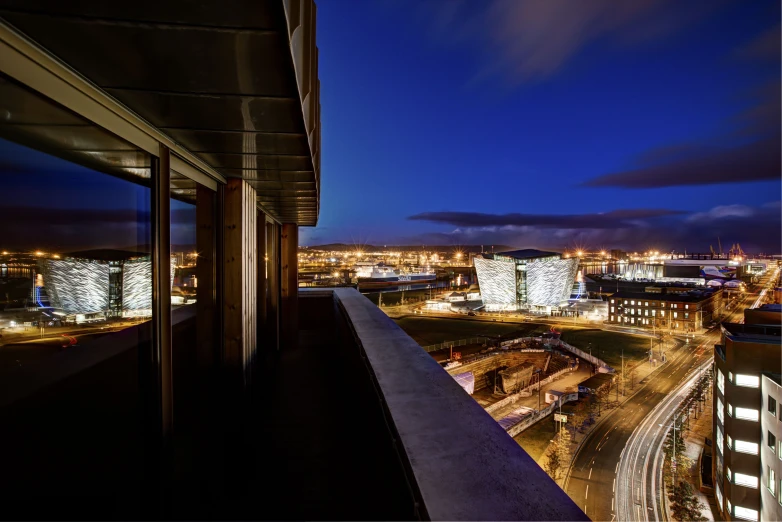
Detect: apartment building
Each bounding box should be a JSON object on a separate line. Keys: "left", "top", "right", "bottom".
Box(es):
{"left": 607, "top": 289, "right": 722, "bottom": 331}
{"left": 713, "top": 308, "right": 782, "bottom": 521}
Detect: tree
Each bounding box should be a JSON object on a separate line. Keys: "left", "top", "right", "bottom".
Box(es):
{"left": 544, "top": 432, "right": 572, "bottom": 482}
{"left": 669, "top": 481, "right": 708, "bottom": 521}
{"left": 572, "top": 400, "right": 590, "bottom": 437}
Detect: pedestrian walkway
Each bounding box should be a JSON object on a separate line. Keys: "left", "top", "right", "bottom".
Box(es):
{"left": 678, "top": 389, "right": 718, "bottom": 521}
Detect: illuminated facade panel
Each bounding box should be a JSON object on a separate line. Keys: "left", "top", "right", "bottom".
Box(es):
{"left": 122, "top": 259, "right": 152, "bottom": 312}
{"left": 41, "top": 259, "right": 110, "bottom": 314}
{"left": 473, "top": 256, "right": 516, "bottom": 308}
{"left": 526, "top": 258, "right": 579, "bottom": 307}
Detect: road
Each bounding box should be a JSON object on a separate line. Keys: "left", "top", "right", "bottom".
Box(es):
{"left": 564, "top": 281, "right": 762, "bottom": 521}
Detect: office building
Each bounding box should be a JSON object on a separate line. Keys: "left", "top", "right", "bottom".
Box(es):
{"left": 607, "top": 288, "right": 722, "bottom": 331}
{"left": 713, "top": 306, "right": 782, "bottom": 521}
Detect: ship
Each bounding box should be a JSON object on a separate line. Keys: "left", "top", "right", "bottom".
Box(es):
{"left": 356, "top": 264, "right": 436, "bottom": 288}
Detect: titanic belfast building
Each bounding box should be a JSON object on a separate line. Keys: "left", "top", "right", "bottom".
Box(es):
{"left": 473, "top": 249, "right": 579, "bottom": 311}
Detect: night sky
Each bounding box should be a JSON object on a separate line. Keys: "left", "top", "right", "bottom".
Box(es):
{"left": 0, "top": 1, "right": 779, "bottom": 253}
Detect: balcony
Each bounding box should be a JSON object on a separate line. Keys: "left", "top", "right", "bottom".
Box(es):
{"left": 0, "top": 289, "right": 588, "bottom": 520}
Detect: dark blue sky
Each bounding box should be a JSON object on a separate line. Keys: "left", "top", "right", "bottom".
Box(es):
{"left": 303, "top": 0, "right": 781, "bottom": 252}
{"left": 0, "top": 1, "right": 779, "bottom": 254}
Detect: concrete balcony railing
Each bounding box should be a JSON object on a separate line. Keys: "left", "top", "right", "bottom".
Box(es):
{"left": 293, "top": 288, "right": 589, "bottom": 520}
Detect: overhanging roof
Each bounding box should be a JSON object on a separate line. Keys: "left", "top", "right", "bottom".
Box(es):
{"left": 0, "top": 0, "right": 320, "bottom": 225}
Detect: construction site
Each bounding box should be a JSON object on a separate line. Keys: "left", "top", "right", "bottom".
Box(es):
{"left": 438, "top": 332, "right": 613, "bottom": 438}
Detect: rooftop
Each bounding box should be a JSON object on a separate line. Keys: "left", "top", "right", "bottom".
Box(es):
{"left": 496, "top": 249, "right": 560, "bottom": 260}
{"left": 721, "top": 322, "right": 782, "bottom": 343}
{"left": 611, "top": 290, "right": 717, "bottom": 303}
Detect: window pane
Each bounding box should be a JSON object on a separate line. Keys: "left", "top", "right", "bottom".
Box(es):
{"left": 0, "top": 73, "right": 152, "bottom": 515}
{"left": 735, "top": 440, "right": 759, "bottom": 455}
{"left": 735, "top": 374, "right": 759, "bottom": 388}
{"left": 734, "top": 472, "right": 758, "bottom": 488}
{"left": 769, "top": 396, "right": 777, "bottom": 416}
{"left": 734, "top": 506, "right": 758, "bottom": 521}
{"left": 770, "top": 431, "right": 777, "bottom": 453}
{"left": 717, "top": 397, "right": 724, "bottom": 424}
{"left": 735, "top": 407, "right": 759, "bottom": 421}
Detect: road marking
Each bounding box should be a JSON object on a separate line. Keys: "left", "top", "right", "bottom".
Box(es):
{"left": 613, "top": 478, "right": 615, "bottom": 493}
{"left": 585, "top": 485, "right": 589, "bottom": 499}
{"left": 615, "top": 462, "right": 619, "bottom": 474}
{"left": 589, "top": 468, "right": 592, "bottom": 480}
{"left": 612, "top": 497, "right": 614, "bottom": 511}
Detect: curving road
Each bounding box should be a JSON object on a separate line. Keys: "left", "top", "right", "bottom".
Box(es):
{"left": 564, "top": 281, "right": 762, "bottom": 521}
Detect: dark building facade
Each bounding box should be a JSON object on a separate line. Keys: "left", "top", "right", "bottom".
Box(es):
{"left": 607, "top": 288, "right": 723, "bottom": 331}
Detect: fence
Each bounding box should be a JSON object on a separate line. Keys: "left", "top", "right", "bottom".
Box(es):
{"left": 552, "top": 339, "right": 613, "bottom": 372}
{"left": 506, "top": 393, "right": 579, "bottom": 437}
{"left": 421, "top": 336, "right": 490, "bottom": 353}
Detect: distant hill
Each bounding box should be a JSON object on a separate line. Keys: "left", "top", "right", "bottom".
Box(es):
{"left": 302, "top": 243, "right": 516, "bottom": 253}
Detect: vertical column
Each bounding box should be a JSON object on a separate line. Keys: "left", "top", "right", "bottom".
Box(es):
{"left": 143, "top": 143, "right": 172, "bottom": 515}
{"left": 257, "top": 211, "right": 267, "bottom": 341}
{"left": 266, "top": 221, "right": 280, "bottom": 351}
{"left": 280, "top": 223, "right": 298, "bottom": 350}
{"left": 223, "top": 178, "right": 258, "bottom": 383}
{"left": 196, "top": 184, "right": 217, "bottom": 370}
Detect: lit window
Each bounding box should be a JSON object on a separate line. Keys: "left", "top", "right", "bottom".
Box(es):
{"left": 734, "top": 505, "right": 758, "bottom": 521}
{"left": 727, "top": 403, "right": 733, "bottom": 416}
{"left": 685, "top": 304, "right": 689, "bottom": 309}
{"left": 727, "top": 498, "right": 732, "bottom": 516}
{"left": 624, "top": 300, "right": 628, "bottom": 305}
{"left": 631, "top": 300, "right": 635, "bottom": 305}
{"left": 770, "top": 396, "right": 778, "bottom": 416}
{"left": 674, "top": 312, "right": 678, "bottom": 319}
{"left": 717, "top": 398, "right": 724, "bottom": 425}
{"left": 631, "top": 309, "right": 634, "bottom": 315}
{"left": 769, "top": 431, "right": 776, "bottom": 453}
{"left": 652, "top": 310, "right": 656, "bottom": 317}
{"left": 735, "top": 407, "right": 759, "bottom": 421}
{"left": 734, "top": 472, "right": 758, "bottom": 488}
{"left": 735, "top": 374, "right": 759, "bottom": 388}
{"left": 611, "top": 299, "right": 615, "bottom": 304}
{"left": 734, "top": 440, "right": 759, "bottom": 455}
{"left": 684, "top": 313, "right": 689, "bottom": 319}
{"left": 716, "top": 484, "right": 724, "bottom": 511}
{"left": 644, "top": 301, "right": 649, "bottom": 306}
{"left": 611, "top": 306, "right": 615, "bottom": 313}
{"left": 611, "top": 315, "right": 615, "bottom": 321}
{"left": 631, "top": 318, "right": 635, "bottom": 323}
{"left": 727, "top": 467, "right": 732, "bottom": 480}
{"left": 717, "top": 427, "right": 724, "bottom": 454}
{"left": 717, "top": 369, "right": 725, "bottom": 394}
{"left": 729, "top": 372, "right": 734, "bottom": 383}
{"left": 770, "top": 468, "right": 777, "bottom": 496}
{"left": 778, "top": 439, "right": 782, "bottom": 457}
{"left": 661, "top": 310, "right": 665, "bottom": 317}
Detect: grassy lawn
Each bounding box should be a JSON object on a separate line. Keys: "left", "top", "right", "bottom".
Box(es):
{"left": 553, "top": 326, "right": 651, "bottom": 369}
{"left": 393, "top": 316, "right": 550, "bottom": 346}
{"left": 513, "top": 401, "right": 582, "bottom": 461}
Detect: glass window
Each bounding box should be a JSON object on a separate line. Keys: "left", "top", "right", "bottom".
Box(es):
{"left": 770, "top": 396, "right": 777, "bottom": 416}
{"left": 728, "top": 403, "right": 733, "bottom": 417}
{"left": 624, "top": 300, "right": 627, "bottom": 305}
{"left": 735, "top": 407, "right": 759, "bottom": 421}
{"left": 717, "top": 397, "right": 724, "bottom": 425}
{"left": 716, "top": 484, "right": 724, "bottom": 511}
{"left": 727, "top": 498, "right": 732, "bottom": 516}
{"left": 631, "top": 300, "right": 635, "bottom": 305}
{"left": 611, "top": 315, "right": 614, "bottom": 321}
{"left": 734, "top": 472, "right": 758, "bottom": 488}
{"left": 611, "top": 299, "right": 615, "bottom": 304}
{"left": 770, "top": 468, "right": 776, "bottom": 496}
{"left": 734, "top": 506, "right": 758, "bottom": 521}
{"left": 716, "top": 427, "right": 724, "bottom": 454}
{"left": 735, "top": 374, "right": 759, "bottom": 388}
{"left": 734, "top": 440, "right": 759, "bottom": 455}
{"left": 611, "top": 306, "right": 615, "bottom": 313}
{"left": 778, "top": 439, "right": 782, "bottom": 458}
{"left": 684, "top": 313, "right": 689, "bottom": 319}
{"left": 645, "top": 301, "right": 649, "bottom": 306}
{"left": 728, "top": 434, "right": 733, "bottom": 449}
{"left": 661, "top": 310, "right": 665, "bottom": 317}
{"left": 769, "top": 431, "right": 776, "bottom": 453}
{"left": 727, "top": 467, "right": 732, "bottom": 480}
{"left": 729, "top": 371, "right": 734, "bottom": 383}
{"left": 652, "top": 310, "right": 657, "bottom": 317}
{"left": 685, "top": 304, "right": 689, "bottom": 309}
{"left": 673, "top": 312, "right": 678, "bottom": 319}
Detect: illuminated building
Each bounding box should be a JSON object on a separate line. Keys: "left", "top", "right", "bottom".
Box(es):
{"left": 473, "top": 249, "right": 579, "bottom": 310}
{"left": 40, "top": 253, "right": 175, "bottom": 318}
{"left": 713, "top": 306, "right": 782, "bottom": 522}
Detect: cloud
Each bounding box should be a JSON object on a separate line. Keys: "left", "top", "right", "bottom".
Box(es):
{"left": 415, "top": 0, "right": 720, "bottom": 85}
{"left": 583, "top": 76, "right": 781, "bottom": 188}
{"left": 408, "top": 208, "right": 686, "bottom": 228}
{"left": 400, "top": 202, "right": 781, "bottom": 253}
{"left": 732, "top": 24, "right": 781, "bottom": 62}
{"left": 583, "top": 136, "right": 780, "bottom": 188}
